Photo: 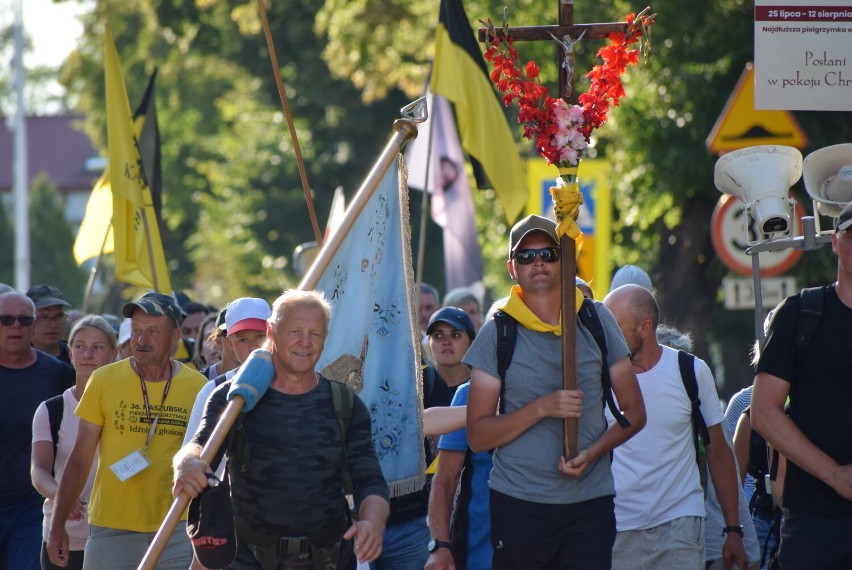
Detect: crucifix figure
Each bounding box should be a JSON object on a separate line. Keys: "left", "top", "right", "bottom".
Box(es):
{"left": 551, "top": 28, "right": 585, "bottom": 100}
{"left": 479, "top": 2, "right": 632, "bottom": 459}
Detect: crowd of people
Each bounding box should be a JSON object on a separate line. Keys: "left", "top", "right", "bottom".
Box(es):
{"left": 3, "top": 203, "right": 852, "bottom": 569}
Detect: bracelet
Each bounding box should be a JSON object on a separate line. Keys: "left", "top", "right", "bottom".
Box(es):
{"left": 722, "top": 525, "right": 744, "bottom": 537}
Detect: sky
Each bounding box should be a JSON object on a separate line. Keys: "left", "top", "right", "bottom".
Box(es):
{"left": 22, "top": 0, "right": 90, "bottom": 69}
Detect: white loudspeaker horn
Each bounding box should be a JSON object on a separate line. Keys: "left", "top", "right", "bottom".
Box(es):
{"left": 803, "top": 143, "right": 852, "bottom": 218}
{"left": 714, "top": 145, "right": 803, "bottom": 237}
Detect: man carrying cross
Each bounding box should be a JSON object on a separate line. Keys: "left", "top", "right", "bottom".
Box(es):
{"left": 465, "top": 215, "right": 645, "bottom": 568}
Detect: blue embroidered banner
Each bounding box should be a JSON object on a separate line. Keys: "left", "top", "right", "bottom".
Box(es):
{"left": 315, "top": 156, "right": 424, "bottom": 497}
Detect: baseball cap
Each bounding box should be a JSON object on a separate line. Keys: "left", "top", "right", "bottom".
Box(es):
{"left": 26, "top": 284, "right": 71, "bottom": 309}
{"left": 118, "top": 319, "right": 132, "bottom": 345}
{"left": 836, "top": 201, "right": 852, "bottom": 231}
{"left": 186, "top": 474, "right": 237, "bottom": 570}
{"left": 509, "top": 215, "right": 559, "bottom": 257}
{"left": 426, "top": 306, "right": 476, "bottom": 339}
{"left": 224, "top": 298, "right": 271, "bottom": 336}
{"left": 215, "top": 308, "right": 228, "bottom": 332}
{"left": 122, "top": 292, "right": 185, "bottom": 327}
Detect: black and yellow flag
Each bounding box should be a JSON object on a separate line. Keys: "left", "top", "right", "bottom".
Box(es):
{"left": 431, "top": 0, "right": 527, "bottom": 223}
{"left": 104, "top": 30, "right": 172, "bottom": 292}
{"left": 74, "top": 71, "right": 161, "bottom": 266}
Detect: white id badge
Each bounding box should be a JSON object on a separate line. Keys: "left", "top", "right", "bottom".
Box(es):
{"left": 110, "top": 449, "right": 152, "bottom": 482}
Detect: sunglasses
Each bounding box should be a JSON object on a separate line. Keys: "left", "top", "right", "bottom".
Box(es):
{"left": 0, "top": 315, "right": 36, "bottom": 327}
{"left": 513, "top": 247, "right": 561, "bottom": 265}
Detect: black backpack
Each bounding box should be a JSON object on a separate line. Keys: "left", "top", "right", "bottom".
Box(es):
{"left": 447, "top": 301, "right": 633, "bottom": 564}
{"left": 742, "top": 285, "right": 824, "bottom": 506}
{"left": 44, "top": 394, "right": 65, "bottom": 475}
{"left": 676, "top": 350, "right": 711, "bottom": 491}
{"left": 494, "top": 306, "right": 709, "bottom": 475}
{"left": 493, "top": 298, "right": 630, "bottom": 428}
{"left": 794, "top": 286, "right": 824, "bottom": 374}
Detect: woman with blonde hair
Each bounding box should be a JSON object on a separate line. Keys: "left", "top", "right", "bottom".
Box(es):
{"left": 31, "top": 315, "right": 117, "bottom": 569}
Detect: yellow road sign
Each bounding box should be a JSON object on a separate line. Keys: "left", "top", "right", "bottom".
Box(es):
{"left": 706, "top": 62, "right": 808, "bottom": 154}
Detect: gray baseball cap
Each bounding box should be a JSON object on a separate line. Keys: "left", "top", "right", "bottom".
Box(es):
{"left": 509, "top": 215, "right": 559, "bottom": 257}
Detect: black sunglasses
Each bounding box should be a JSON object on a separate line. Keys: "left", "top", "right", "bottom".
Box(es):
{"left": 513, "top": 247, "right": 561, "bottom": 265}
{"left": 0, "top": 315, "right": 36, "bottom": 327}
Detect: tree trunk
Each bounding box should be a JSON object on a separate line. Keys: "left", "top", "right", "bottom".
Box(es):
{"left": 652, "top": 195, "right": 721, "bottom": 364}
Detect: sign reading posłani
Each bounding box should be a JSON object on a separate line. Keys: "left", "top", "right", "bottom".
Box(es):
{"left": 754, "top": 1, "right": 852, "bottom": 111}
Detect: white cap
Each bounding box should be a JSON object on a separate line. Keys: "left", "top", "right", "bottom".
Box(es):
{"left": 118, "top": 318, "right": 132, "bottom": 345}
{"left": 224, "top": 298, "right": 272, "bottom": 336}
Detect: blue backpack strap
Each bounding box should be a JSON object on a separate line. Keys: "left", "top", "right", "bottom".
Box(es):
{"left": 45, "top": 394, "right": 64, "bottom": 475}
{"left": 577, "top": 299, "right": 631, "bottom": 428}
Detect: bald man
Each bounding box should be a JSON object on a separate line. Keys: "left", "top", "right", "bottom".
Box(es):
{"left": 603, "top": 285, "right": 747, "bottom": 570}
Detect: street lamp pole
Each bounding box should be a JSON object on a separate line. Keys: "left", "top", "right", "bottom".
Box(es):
{"left": 12, "top": 0, "right": 30, "bottom": 291}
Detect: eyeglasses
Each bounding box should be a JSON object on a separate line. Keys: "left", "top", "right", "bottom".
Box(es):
{"left": 38, "top": 314, "right": 67, "bottom": 324}
{"left": 513, "top": 247, "right": 561, "bottom": 265}
{"left": 0, "top": 315, "right": 36, "bottom": 327}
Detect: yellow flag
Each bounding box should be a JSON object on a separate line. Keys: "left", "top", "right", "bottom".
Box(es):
{"left": 104, "top": 30, "right": 172, "bottom": 292}
{"left": 73, "top": 171, "right": 114, "bottom": 264}
{"left": 73, "top": 115, "right": 147, "bottom": 266}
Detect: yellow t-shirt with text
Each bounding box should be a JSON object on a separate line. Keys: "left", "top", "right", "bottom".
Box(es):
{"left": 76, "top": 359, "right": 206, "bottom": 532}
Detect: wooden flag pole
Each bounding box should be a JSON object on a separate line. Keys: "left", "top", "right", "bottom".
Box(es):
{"left": 257, "top": 0, "right": 324, "bottom": 247}
{"left": 300, "top": 115, "right": 420, "bottom": 290}
{"left": 81, "top": 223, "right": 112, "bottom": 313}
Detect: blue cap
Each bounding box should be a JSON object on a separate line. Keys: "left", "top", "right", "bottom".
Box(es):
{"left": 426, "top": 306, "right": 475, "bottom": 339}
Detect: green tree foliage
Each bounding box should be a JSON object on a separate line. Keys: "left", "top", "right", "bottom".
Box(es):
{"left": 59, "top": 0, "right": 409, "bottom": 306}
{"left": 29, "top": 174, "right": 87, "bottom": 305}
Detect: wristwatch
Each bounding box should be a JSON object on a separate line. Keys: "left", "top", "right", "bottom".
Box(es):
{"left": 428, "top": 539, "right": 453, "bottom": 553}
{"left": 722, "top": 525, "right": 744, "bottom": 537}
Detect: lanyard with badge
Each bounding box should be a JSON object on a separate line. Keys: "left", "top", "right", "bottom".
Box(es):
{"left": 110, "top": 359, "right": 175, "bottom": 482}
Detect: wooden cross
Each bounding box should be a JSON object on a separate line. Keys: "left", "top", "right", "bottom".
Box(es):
{"left": 479, "top": 2, "right": 629, "bottom": 460}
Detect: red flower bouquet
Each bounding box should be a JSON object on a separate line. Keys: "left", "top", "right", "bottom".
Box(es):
{"left": 483, "top": 8, "right": 655, "bottom": 169}
{"left": 482, "top": 8, "right": 654, "bottom": 239}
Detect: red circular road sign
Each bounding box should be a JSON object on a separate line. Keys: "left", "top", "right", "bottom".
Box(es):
{"left": 711, "top": 193, "right": 805, "bottom": 277}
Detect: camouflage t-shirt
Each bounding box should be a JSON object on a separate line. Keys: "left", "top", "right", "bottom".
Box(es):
{"left": 194, "top": 376, "right": 388, "bottom": 535}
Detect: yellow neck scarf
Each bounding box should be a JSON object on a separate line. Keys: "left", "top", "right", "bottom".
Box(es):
{"left": 499, "top": 285, "right": 585, "bottom": 336}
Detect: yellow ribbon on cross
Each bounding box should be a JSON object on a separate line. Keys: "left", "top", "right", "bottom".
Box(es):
{"left": 550, "top": 183, "right": 583, "bottom": 241}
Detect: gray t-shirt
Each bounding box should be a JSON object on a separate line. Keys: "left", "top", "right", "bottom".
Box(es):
{"left": 463, "top": 301, "right": 629, "bottom": 504}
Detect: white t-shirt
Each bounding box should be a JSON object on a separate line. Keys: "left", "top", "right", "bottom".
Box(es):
{"left": 606, "top": 345, "right": 725, "bottom": 531}
{"left": 32, "top": 388, "right": 97, "bottom": 551}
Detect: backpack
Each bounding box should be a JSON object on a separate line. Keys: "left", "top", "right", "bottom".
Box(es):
{"left": 226, "top": 377, "right": 355, "bottom": 494}
{"left": 794, "top": 286, "right": 824, "bottom": 374}
{"left": 448, "top": 448, "right": 476, "bottom": 569}
{"left": 493, "top": 298, "right": 630, "bottom": 428}
{"left": 743, "top": 286, "right": 824, "bottom": 497}
{"left": 45, "top": 394, "right": 65, "bottom": 475}
{"left": 676, "top": 350, "right": 711, "bottom": 491}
